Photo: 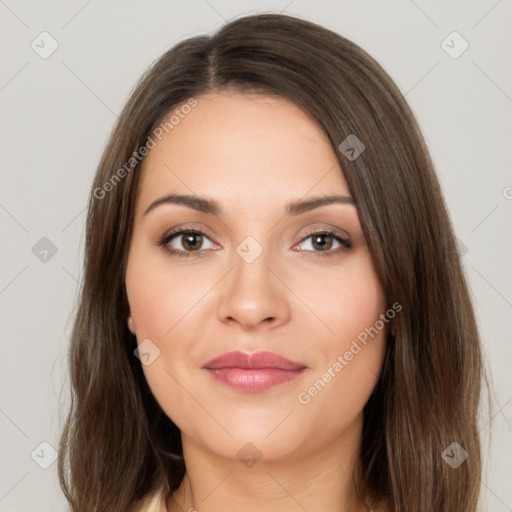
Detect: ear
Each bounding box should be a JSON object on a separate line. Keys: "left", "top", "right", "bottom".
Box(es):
{"left": 127, "top": 315, "right": 136, "bottom": 334}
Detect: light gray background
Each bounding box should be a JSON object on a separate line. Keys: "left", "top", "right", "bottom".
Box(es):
{"left": 1, "top": 1, "right": 511, "bottom": 511}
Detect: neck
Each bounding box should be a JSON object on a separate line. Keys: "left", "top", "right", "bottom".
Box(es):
{"left": 167, "top": 414, "right": 372, "bottom": 512}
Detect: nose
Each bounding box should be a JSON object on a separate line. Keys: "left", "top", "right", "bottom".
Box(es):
{"left": 216, "top": 247, "right": 291, "bottom": 331}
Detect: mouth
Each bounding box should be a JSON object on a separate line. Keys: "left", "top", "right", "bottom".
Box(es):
{"left": 202, "top": 351, "right": 308, "bottom": 392}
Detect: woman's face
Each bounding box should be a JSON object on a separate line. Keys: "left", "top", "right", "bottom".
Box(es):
{"left": 125, "top": 91, "right": 388, "bottom": 462}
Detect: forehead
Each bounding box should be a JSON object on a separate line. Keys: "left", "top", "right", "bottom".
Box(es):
{"left": 137, "top": 92, "right": 349, "bottom": 212}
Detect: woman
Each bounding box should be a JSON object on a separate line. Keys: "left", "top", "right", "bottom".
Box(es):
{"left": 58, "top": 13, "right": 485, "bottom": 512}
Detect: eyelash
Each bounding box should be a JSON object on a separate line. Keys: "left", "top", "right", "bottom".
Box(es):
{"left": 158, "top": 227, "right": 352, "bottom": 258}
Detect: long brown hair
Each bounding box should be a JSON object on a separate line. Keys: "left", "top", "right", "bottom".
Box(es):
{"left": 58, "top": 13, "right": 485, "bottom": 512}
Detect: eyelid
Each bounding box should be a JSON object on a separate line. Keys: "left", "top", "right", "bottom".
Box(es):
{"left": 160, "top": 226, "right": 219, "bottom": 250}
{"left": 160, "top": 223, "right": 217, "bottom": 242}
{"left": 292, "top": 227, "right": 352, "bottom": 255}
{"left": 296, "top": 224, "right": 351, "bottom": 241}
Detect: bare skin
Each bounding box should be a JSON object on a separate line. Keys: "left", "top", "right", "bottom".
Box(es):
{"left": 125, "top": 92, "right": 389, "bottom": 512}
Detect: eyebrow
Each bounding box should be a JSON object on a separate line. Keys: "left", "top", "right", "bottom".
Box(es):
{"left": 143, "top": 193, "right": 355, "bottom": 217}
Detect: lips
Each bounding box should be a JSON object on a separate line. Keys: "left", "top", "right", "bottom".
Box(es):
{"left": 203, "top": 351, "right": 306, "bottom": 371}
{"left": 202, "top": 351, "right": 308, "bottom": 392}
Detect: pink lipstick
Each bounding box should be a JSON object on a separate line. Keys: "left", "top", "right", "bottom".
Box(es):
{"left": 202, "top": 351, "right": 308, "bottom": 392}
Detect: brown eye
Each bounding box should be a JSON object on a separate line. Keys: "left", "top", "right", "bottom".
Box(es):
{"left": 180, "top": 232, "right": 203, "bottom": 251}
{"left": 160, "top": 229, "right": 216, "bottom": 256}
{"left": 296, "top": 230, "right": 351, "bottom": 256}
{"left": 310, "top": 233, "right": 335, "bottom": 251}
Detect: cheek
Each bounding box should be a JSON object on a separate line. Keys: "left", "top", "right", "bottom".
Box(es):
{"left": 292, "top": 254, "right": 387, "bottom": 420}
{"left": 125, "top": 245, "right": 210, "bottom": 339}
{"left": 295, "top": 252, "right": 386, "bottom": 347}
{"left": 124, "top": 244, "right": 214, "bottom": 414}
{"left": 295, "top": 328, "right": 386, "bottom": 444}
